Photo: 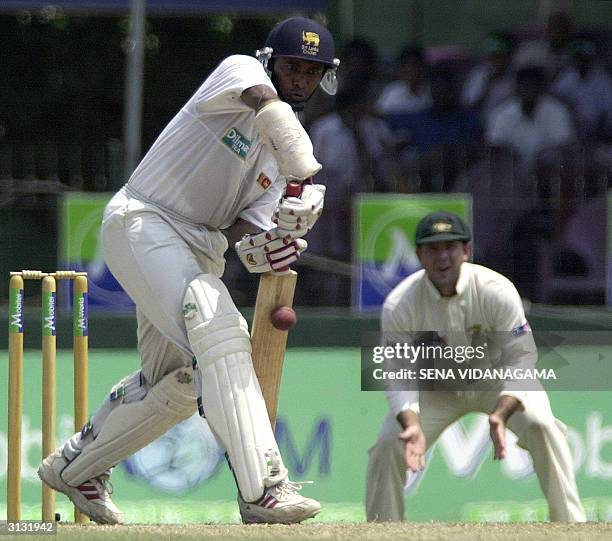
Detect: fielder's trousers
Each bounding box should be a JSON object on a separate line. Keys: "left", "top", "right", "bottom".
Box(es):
{"left": 365, "top": 390, "right": 586, "bottom": 522}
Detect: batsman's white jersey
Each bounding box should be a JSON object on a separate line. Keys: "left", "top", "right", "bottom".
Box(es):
{"left": 103, "top": 54, "right": 287, "bottom": 354}
{"left": 366, "top": 262, "right": 586, "bottom": 523}
{"left": 128, "top": 54, "right": 284, "bottom": 230}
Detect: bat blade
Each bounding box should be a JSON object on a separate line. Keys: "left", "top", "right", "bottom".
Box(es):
{"left": 251, "top": 270, "right": 297, "bottom": 428}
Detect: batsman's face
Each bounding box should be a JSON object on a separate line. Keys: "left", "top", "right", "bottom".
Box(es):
{"left": 273, "top": 57, "right": 325, "bottom": 103}
{"left": 417, "top": 241, "right": 471, "bottom": 296}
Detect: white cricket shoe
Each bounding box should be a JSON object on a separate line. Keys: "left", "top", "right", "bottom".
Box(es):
{"left": 37, "top": 447, "right": 123, "bottom": 525}
{"left": 238, "top": 479, "right": 321, "bottom": 524}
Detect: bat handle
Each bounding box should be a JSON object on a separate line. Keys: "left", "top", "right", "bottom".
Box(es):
{"left": 285, "top": 181, "right": 303, "bottom": 198}
{"left": 285, "top": 176, "right": 313, "bottom": 198}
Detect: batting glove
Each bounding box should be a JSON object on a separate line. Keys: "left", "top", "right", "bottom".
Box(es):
{"left": 273, "top": 183, "right": 325, "bottom": 239}
{"left": 235, "top": 229, "right": 307, "bottom": 273}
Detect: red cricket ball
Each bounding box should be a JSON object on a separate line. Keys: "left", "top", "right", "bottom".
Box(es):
{"left": 271, "top": 306, "right": 297, "bottom": 331}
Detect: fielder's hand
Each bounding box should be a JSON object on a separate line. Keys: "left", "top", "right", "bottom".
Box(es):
{"left": 273, "top": 183, "right": 325, "bottom": 239}
{"left": 235, "top": 229, "right": 307, "bottom": 273}
{"left": 488, "top": 413, "right": 507, "bottom": 460}
{"left": 399, "top": 424, "right": 426, "bottom": 472}
{"left": 488, "top": 395, "right": 520, "bottom": 460}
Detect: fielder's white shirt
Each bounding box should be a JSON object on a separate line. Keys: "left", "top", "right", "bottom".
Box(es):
{"left": 127, "top": 54, "right": 284, "bottom": 230}
{"left": 382, "top": 262, "right": 536, "bottom": 415}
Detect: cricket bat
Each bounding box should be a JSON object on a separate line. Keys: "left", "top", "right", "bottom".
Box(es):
{"left": 251, "top": 270, "right": 297, "bottom": 428}
{"left": 251, "top": 180, "right": 304, "bottom": 428}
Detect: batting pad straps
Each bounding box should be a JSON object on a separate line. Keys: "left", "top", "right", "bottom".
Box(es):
{"left": 254, "top": 100, "right": 321, "bottom": 180}
{"left": 63, "top": 370, "right": 148, "bottom": 463}
{"left": 183, "top": 275, "right": 251, "bottom": 368}
{"left": 61, "top": 366, "right": 197, "bottom": 486}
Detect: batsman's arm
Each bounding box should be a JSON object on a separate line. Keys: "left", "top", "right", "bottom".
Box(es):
{"left": 223, "top": 218, "right": 261, "bottom": 246}
{"left": 243, "top": 85, "right": 321, "bottom": 181}
{"left": 241, "top": 84, "right": 279, "bottom": 111}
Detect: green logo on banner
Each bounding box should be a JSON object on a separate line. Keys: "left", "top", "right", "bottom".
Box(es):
{"left": 42, "top": 290, "right": 56, "bottom": 337}
{"left": 9, "top": 286, "right": 24, "bottom": 334}
{"left": 61, "top": 194, "right": 109, "bottom": 263}
{"left": 222, "top": 127, "right": 251, "bottom": 159}
{"left": 356, "top": 195, "right": 472, "bottom": 263}
{"left": 354, "top": 195, "right": 472, "bottom": 309}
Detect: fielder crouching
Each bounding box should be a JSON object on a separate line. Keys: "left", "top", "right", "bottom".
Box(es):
{"left": 365, "top": 211, "right": 586, "bottom": 523}
{"left": 37, "top": 17, "right": 339, "bottom": 525}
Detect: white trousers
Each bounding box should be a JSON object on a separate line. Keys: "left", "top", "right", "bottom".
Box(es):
{"left": 61, "top": 188, "right": 287, "bottom": 497}
{"left": 102, "top": 187, "right": 229, "bottom": 378}
{"left": 365, "top": 391, "right": 586, "bottom": 522}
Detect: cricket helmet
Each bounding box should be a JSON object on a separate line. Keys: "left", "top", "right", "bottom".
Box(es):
{"left": 256, "top": 17, "right": 340, "bottom": 95}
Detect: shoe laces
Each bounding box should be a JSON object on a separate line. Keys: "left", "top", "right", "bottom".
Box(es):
{"left": 270, "top": 479, "right": 312, "bottom": 501}
{"left": 92, "top": 472, "right": 114, "bottom": 497}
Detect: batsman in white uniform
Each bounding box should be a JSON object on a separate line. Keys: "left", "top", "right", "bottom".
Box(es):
{"left": 38, "top": 17, "right": 340, "bottom": 525}
{"left": 366, "top": 211, "right": 586, "bottom": 522}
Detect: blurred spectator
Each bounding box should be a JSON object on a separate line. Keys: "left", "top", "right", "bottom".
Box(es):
{"left": 376, "top": 45, "right": 431, "bottom": 114}
{"left": 486, "top": 66, "right": 575, "bottom": 167}
{"left": 309, "top": 84, "right": 397, "bottom": 195}
{"left": 337, "top": 37, "right": 381, "bottom": 100}
{"left": 461, "top": 34, "right": 515, "bottom": 123}
{"left": 302, "top": 85, "right": 398, "bottom": 305}
{"left": 383, "top": 64, "right": 482, "bottom": 191}
{"left": 551, "top": 40, "right": 612, "bottom": 143}
{"left": 512, "top": 10, "right": 575, "bottom": 77}
{"left": 305, "top": 36, "right": 380, "bottom": 127}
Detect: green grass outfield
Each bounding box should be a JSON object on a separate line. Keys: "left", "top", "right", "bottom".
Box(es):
{"left": 1, "top": 522, "right": 612, "bottom": 541}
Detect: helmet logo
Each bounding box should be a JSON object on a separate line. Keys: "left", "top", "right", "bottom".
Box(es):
{"left": 302, "top": 31, "right": 320, "bottom": 56}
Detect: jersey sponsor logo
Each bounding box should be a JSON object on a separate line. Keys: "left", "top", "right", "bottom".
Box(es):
{"left": 222, "top": 127, "right": 251, "bottom": 159}
{"left": 302, "top": 31, "right": 320, "bottom": 56}
{"left": 257, "top": 172, "right": 272, "bottom": 190}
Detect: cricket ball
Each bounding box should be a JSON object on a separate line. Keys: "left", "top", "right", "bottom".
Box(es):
{"left": 271, "top": 306, "right": 297, "bottom": 331}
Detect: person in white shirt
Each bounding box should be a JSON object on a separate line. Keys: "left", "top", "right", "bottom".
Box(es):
{"left": 38, "top": 16, "right": 340, "bottom": 525}
{"left": 485, "top": 66, "right": 575, "bottom": 166}
{"left": 306, "top": 85, "right": 397, "bottom": 304}
{"left": 365, "top": 211, "right": 585, "bottom": 523}
{"left": 376, "top": 46, "right": 432, "bottom": 115}
{"left": 461, "top": 34, "right": 515, "bottom": 123}
{"left": 552, "top": 40, "right": 612, "bottom": 143}
{"left": 512, "top": 10, "right": 575, "bottom": 78}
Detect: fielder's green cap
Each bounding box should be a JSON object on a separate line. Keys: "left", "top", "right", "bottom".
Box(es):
{"left": 415, "top": 211, "right": 471, "bottom": 245}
